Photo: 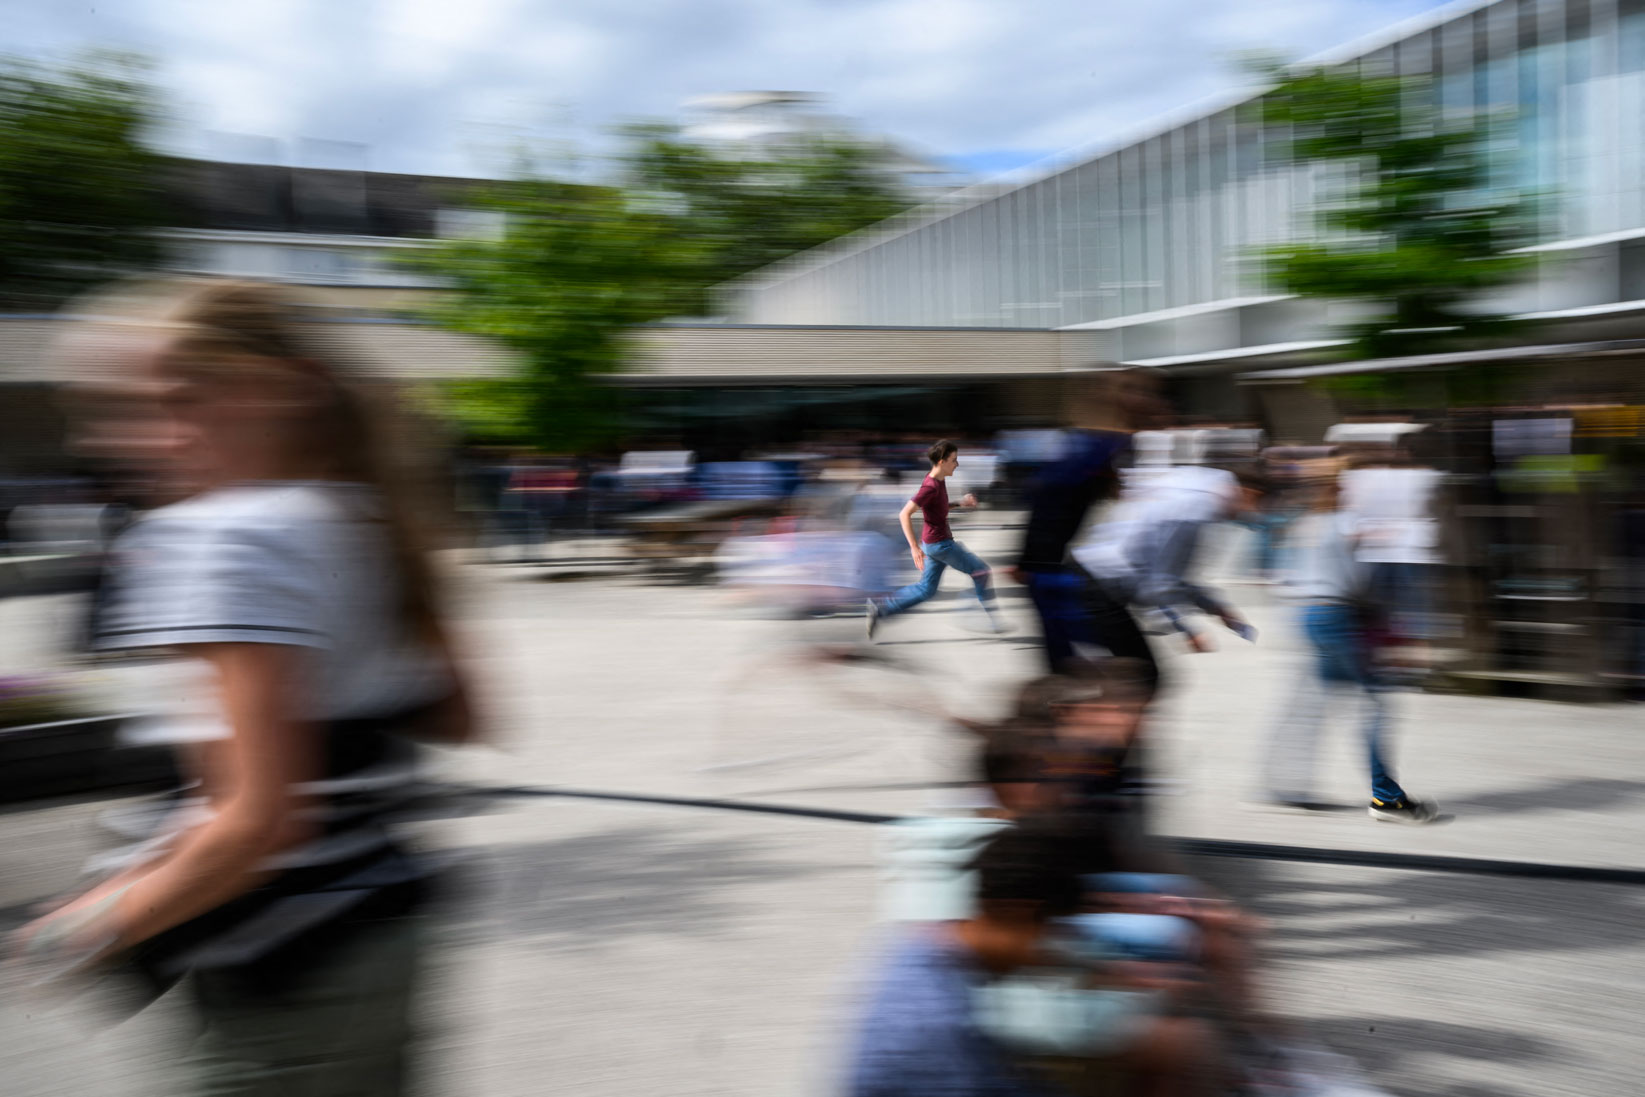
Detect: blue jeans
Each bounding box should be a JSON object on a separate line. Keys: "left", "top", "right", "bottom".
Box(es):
{"left": 877, "top": 539, "right": 994, "bottom": 617}
{"left": 1367, "top": 562, "right": 1437, "bottom": 642}
{"left": 1240, "top": 507, "right": 1296, "bottom": 578}
{"left": 1023, "top": 567, "right": 1093, "bottom": 669}
{"left": 1264, "top": 601, "right": 1407, "bottom": 803}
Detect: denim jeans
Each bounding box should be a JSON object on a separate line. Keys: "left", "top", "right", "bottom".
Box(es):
{"left": 877, "top": 538, "right": 994, "bottom": 617}
{"left": 1367, "top": 561, "right": 1438, "bottom": 642}
{"left": 1239, "top": 506, "right": 1298, "bottom": 578}
{"left": 1023, "top": 567, "right": 1092, "bottom": 669}
{"left": 1264, "top": 601, "right": 1407, "bottom": 803}
{"left": 1021, "top": 568, "right": 1162, "bottom": 692}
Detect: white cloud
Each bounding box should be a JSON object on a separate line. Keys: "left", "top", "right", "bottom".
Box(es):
{"left": 5, "top": 0, "right": 1454, "bottom": 177}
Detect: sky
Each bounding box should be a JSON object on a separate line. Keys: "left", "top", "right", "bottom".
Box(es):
{"left": 4, "top": 0, "right": 1458, "bottom": 181}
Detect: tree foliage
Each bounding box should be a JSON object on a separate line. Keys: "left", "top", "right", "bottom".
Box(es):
{"left": 412, "top": 127, "right": 912, "bottom": 450}
{"left": 1252, "top": 62, "right": 1537, "bottom": 360}
{"left": 616, "top": 123, "right": 911, "bottom": 315}
{"left": 0, "top": 52, "right": 166, "bottom": 309}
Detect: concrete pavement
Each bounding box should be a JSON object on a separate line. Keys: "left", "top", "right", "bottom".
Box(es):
{"left": 2, "top": 516, "right": 1644, "bottom": 1096}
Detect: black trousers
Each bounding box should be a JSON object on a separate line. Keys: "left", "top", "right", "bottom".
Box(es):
{"left": 1079, "top": 574, "right": 1163, "bottom": 700}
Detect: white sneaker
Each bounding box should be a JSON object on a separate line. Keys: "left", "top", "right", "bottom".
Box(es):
{"left": 1369, "top": 796, "right": 1439, "bottom": 824}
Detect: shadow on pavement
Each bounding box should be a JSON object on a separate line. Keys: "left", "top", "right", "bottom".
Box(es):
{"left": 433, "top": 823, "right": 846, "bottom": 950}
{"left": 1301, "top": 1017, "right": 1560, "bottom": 1097}
{"left": 1438, "top": 776, "right": 1645, "bottom": 818}
{"left": 1188, "top": 854, "right": 1644, "bottom": 1096}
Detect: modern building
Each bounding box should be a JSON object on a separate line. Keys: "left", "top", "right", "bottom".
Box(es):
{"left": 158, "top": 159, "right": 505, "bottom": 312}
{"left": 644, "top": 0, "right": 1645, "bottom": 431}
{"left": 0, "top": 159, "right": 517, "bottom": 473}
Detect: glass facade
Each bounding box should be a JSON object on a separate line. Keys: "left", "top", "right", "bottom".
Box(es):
{"left": 732, "top": 0, "right": 1645, "bottom": 329}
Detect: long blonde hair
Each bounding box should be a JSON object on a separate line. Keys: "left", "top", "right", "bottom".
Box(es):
{"left": 64, "top": 278, "right": 446, "bottom": 641}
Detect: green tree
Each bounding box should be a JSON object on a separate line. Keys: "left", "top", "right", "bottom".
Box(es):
{"left": 413, "top": 128, "right": 912, "bottom": 450}
{"left": 616, "top": 123, "right": 911, "bottom": 314}
{"left": 0, "top": 52, "right": 166, "bottom": 309}
{"left": 1251, "top": 62, "right": 1537, "bottom": 360}
{"left": 414, "top": 179, "right": 707, "bottom": 450}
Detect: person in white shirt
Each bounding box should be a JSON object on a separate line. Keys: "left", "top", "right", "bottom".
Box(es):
{"left": 16, "top": 279, "right": 476, "bottom": 1095}
{"left": 1071, "top": 465, "right": 1267, "bottom": 698}
{"left": 1340, "top": 453, "right": 1445, "bottom": 652}
{"left": 1261, "top": 464, "right": 1437, "bottom": 824}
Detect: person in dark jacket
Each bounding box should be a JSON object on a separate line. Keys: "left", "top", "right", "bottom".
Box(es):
{"left": 1014, "top": 370, "right": 1167, "bottom": 671}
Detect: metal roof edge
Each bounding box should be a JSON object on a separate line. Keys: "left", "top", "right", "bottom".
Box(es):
{"left": 1239, "top": 338, "right": 1645, "bottom": 381}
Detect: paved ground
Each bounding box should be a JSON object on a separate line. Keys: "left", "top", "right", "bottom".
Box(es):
{"left": 3, "top": 516, "right": 1644, "bottom": 1096}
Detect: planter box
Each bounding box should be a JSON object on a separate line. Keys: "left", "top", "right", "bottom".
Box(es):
{"left": 0, "top": 714, "right": 178, "bottom": 804}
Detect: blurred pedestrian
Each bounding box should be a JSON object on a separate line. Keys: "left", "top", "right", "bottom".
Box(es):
{"left": 1260, "top": 463, "right": 1437, "bottom": 823}
{"left": 15, "top": 279, "right": 476, "bottom": 1094}
{"left": 1013, "top": 369, "right": 1165, "bottom": 671}
{"left": 1071, "top": 465, "right": 1268, "bottom": 698}
{"left": 867, "top": 439, "right": 1002, "bottom": 638}
{"left": 845, "top": 824, "right": 1222, "bottom": 1097}
{"left": 1340, "top": 439, "right": 1445, "bottom": 666}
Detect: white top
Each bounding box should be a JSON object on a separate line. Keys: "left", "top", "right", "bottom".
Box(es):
{"left": 1284, "top": 511, "right": 1367, "bottom": 602}
{"left": 1340, "top": 467, "right": 1444, "bottom": 565}
{"left": 876, "top": 815, "right": 1012, "bottom": 923}
{"left": 98, "top": 482, "right": 448, "bottom": 734}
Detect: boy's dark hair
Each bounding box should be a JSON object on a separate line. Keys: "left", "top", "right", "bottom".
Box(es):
{"left": 1012, "top": 674, "right": 1074, "bottom": 727}
{"left": 1013, "top": 659, "right": 1151, "bottom": 724}
{"left": 1230, "top": 462, "right": 1272, "bottom": 495}
{"left": 970, "top": 823, "right": 1083, "bottom": 920}
{"left": 980, "top": 719, "right": 1048, "bottom": 787}
{"left": 927, "top": 439, "right": 959, "bottom": 467}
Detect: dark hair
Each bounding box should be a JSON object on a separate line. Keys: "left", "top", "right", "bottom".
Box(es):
{"left": 1230, "top": 462, "right": 1273, "bottom": 495}
{"left": 980, "top": 720, "right": 1048, "bottom": 787}
{"left": 1013, "top": 659, "right": 1150, "bottom": 724}
{"left": 927, "top": 439, "right": 958, "bottom": 467}
{"left": 1012, "top": 674, "right": 1072, "bottom": 726}
{"left": 970, "top": 824, "right": 1083, "bottom": 920}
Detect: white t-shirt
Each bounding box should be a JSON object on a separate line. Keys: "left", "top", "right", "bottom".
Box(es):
{"left": 98, "top": 481, "right": 449, "bottom": 735}
{"left": 1340, "top": 467, "right": 1444, "bottom": 566}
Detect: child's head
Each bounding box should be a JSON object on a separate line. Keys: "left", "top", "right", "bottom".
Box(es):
{"left": 1016, "top": 659, "right": 1150, "bottom": 752}
{"left": 927, "top": 439, "right": 959, "bottom": 476}
{"left": 1226, "top": 463, "right": 1273, "bottom": 520}
{"left": 964, "top": 825, "right": 1084, "bottom": 972}
{"left": 978, "top": 720, "right": 1055, "bottom": 819}
{"left": 60, "top": 278, "right": 443, "bottom": 638}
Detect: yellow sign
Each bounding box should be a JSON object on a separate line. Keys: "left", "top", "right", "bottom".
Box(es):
{"left": 1573, "top": 406, "right": 1644, "bottom": 437}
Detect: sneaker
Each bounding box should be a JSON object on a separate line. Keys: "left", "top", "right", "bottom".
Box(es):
{"left": 981, "top": 608, "right": 1009, "bottom": 635}
{"left": 1369, "top": 796, "right": 1438, "bottom": 824}
{"left": 865, "top": 599, "right": 880, "bottom": 641}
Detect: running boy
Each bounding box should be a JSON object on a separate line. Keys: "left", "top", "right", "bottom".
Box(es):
{"left": 868, "top": 439, "right": 1001, "bottom": 638}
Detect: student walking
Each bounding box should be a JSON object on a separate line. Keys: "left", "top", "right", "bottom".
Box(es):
{"left": 867, "top": 440, "right": 1001, "bottom": 638}
{"left": 14, "top": 279, "right": 476, "bottom": 1094}
{"left": 1261, "top": 464, "right": 1438, "bottom": 823}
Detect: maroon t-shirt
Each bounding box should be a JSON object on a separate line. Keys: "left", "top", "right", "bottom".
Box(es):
{"left": 912, "top": 475, "right": 951, "bottom": 544}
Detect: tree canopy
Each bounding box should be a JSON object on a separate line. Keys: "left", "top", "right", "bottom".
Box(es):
{"left": 411, "top": 126, "right": 914, "bottom": 450}
{"left": 0, "top": 52, "right": 166, "bottom": 309}
{"left": 1252, "top": 61, "right": 1538, "bottom": 360}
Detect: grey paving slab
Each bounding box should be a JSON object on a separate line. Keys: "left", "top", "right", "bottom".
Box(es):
{"left": 2, "top": 515, "right": 1643, "bottom": 1095}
